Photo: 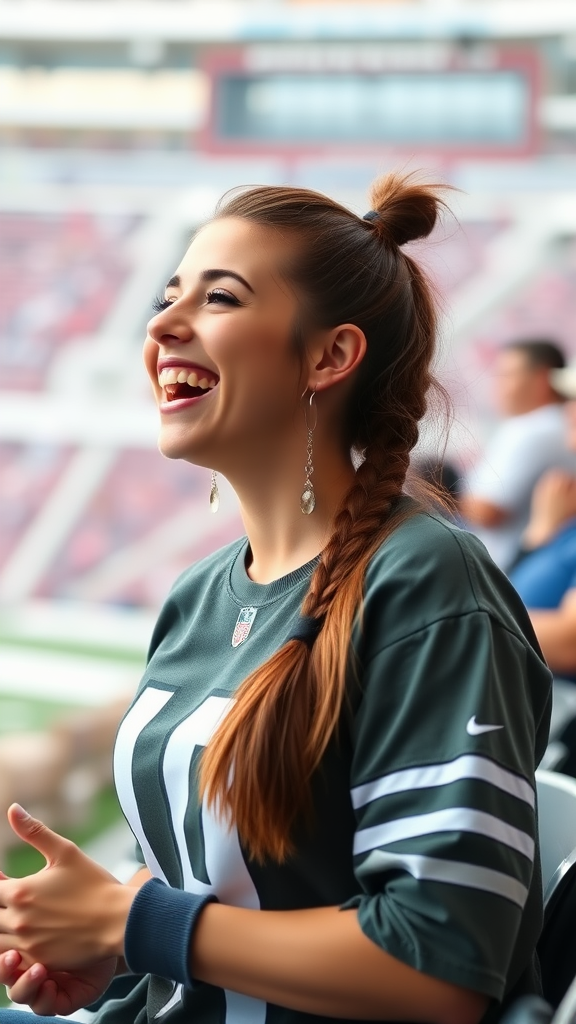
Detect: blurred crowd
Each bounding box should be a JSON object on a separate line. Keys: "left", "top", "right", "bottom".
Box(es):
{"left": 420, "top": 338, "right": 576, "bottom": 771}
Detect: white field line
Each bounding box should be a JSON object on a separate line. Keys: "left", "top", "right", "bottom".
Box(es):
{"left": 0, "top": 645, "right": 138, "bottom": 705}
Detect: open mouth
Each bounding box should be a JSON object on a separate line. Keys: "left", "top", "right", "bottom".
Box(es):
{"left": 158, "top": 366, "right": 219, "bottom": 402}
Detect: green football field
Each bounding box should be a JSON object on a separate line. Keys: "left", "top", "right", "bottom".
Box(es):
{"left": 0, "top": 782, "right": 124, "bottom": 1007}
{"left": 0, "top": 609, "right": 148, "bottom": 1006}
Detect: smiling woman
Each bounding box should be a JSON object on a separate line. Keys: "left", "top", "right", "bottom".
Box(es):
{"left": 0, "top": 175, "right": 552, "bottom": 1024}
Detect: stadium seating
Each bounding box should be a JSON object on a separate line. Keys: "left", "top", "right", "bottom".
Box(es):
{"left": 456, "top": 237, "right": 576, "bottom": 406}
{"left": 0, "top": 442, "right": 72, "bottom": 574}
{"left": 417, "top": 219, "right": 506, "bottom": 295}
{"left": 36, "top": 451, "right": 243, "bottom": 607}
{"left": 0, "top": 211, "right": 139, "bottom": 391}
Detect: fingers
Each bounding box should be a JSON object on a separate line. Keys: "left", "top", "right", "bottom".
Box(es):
{"left": 0, "top": 950, "right": 23, "bottom": 987}
{"left": 6, "top": 963, "right": 54, "bottom": 1012}
{"left": 6, "top": 805, "right": 74, "bottom": 866}
{"left": 8, "top": 962, "right": 47, "bottom": 1000}
{"left": 27, "top": 977, "right": 62, "bottom": 1017}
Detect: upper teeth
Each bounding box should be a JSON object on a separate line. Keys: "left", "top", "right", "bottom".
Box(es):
{"left": 158, "top": 367, "right": 218, "bottom": 389}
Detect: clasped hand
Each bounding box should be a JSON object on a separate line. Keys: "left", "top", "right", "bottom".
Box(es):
{"left": 0, "top": 803, "right": 136, "bottom": 1015}
{"left": 524, "top": 469, "right": 576, "bottom": 548}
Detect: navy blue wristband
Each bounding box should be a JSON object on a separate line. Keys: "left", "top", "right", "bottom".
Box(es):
{"left": 124, "top": 877, "right": 216, "bottom": 987}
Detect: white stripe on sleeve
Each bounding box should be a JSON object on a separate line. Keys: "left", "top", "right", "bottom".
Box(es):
{"left": 353, "top": 806, "right": 534, "bottom": 860}
{"left": 356, "top": 849, "right": 528, "bottom": 908}
{"left": 351, "top": 754, "right": 534, "bottom": 810}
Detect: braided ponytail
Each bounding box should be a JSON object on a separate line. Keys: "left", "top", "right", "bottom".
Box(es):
{"left": 200, "top": 173, "right": 448, "bottom": 862}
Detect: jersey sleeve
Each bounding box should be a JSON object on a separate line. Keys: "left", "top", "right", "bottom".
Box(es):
{"left": 345, "top": 607, "right": 551, "bottom": 1001}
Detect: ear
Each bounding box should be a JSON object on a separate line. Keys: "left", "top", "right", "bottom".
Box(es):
{"left": 306, "top": 323, "right": 367, "bottom": 393}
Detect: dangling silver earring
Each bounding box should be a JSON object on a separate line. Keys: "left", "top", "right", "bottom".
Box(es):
{"left": 300, "top": 390, "right": 317, "bottom": 515}
{"left": 209, "top": 470, "right": 220, "bottom": 513}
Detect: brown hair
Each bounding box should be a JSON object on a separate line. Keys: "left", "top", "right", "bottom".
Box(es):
{"left": 200, "top": 173, "right": 448, "bottom": 861}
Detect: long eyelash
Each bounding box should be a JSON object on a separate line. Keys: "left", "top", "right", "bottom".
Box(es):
{"left": 152, "top": 290, "right": 240, "bottom": 313}
{"left": 206, "top": 289, "right": 240, "bottom": 306}
{"left": 152, "top": 295, "right": 172, "bottom": 313}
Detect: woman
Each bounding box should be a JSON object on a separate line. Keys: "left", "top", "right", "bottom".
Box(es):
{"left": 0, "top": 175, "right": 552, "bottom": 1024}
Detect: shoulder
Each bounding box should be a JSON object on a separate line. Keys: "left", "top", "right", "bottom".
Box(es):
{"left": 356, "top": 511, "right": 551, "bottom": 762}
{"left": 526, "top": 402, "right": 566, "bottom": 428}
{"left": 465, "top": 420, "right": 533, "bottom": 490}
{"left": 362, "top": 510, "right": 536, "bottom": 651}
{"left": 487, "top": 406, "right": 565, "bottom": 455}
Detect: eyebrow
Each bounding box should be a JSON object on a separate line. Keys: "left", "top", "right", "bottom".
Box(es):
{"left": 165, "top": 269, "right": 255, "bottom": 294}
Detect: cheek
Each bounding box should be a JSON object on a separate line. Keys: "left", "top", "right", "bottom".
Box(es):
{"left": 497, "top": 378, "right": 516, "bottom": 401}
{"left": 216, "top": 323, "right": 300, "bottom": 429}
{"left": 214, "top": 315, "right": 296, "bottom": 382}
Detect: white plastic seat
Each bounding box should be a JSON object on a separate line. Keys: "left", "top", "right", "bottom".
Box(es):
{"left": 536, "top": 770, "right": 576, "bottom": 899}
{"left": 554, "top": 975, "right": 576, "bottom": 1024}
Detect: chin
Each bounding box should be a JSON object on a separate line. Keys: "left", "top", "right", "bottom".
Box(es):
{"left": 157, "top": 432, "right": 191, "bottom": 461}
{"left": 156, "top": 432, "right": 209, "bottom": 468}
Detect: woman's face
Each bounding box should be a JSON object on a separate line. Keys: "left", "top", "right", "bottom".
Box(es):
{"left": 143, "top": 217, "right": 304, "bottom": 470}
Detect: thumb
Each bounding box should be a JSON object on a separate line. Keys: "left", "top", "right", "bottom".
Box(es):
{"left": 7, "top": 804, "right": 71, "bottom": 865}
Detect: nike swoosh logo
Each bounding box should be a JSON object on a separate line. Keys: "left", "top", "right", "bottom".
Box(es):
{"left": 467, "top": 715, "right": 504, "bottom": 736}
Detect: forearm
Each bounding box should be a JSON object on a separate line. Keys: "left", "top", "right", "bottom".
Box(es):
{"left": 460, "top": 495, "right": 509, "bottom": 529}
{"left": 529, "top": 610, "right": 576, "bottom": 674}
{"left": 190, "top": 904, "right": 487, "bottom": 1024}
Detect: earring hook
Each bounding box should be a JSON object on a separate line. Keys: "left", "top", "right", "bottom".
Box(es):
{"left": 303, "top": 389, "right": 318, "bottom": 432}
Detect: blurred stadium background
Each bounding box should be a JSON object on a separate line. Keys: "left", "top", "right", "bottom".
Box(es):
{"left": 1, "top": 0, "right": 576, "bottom": 900}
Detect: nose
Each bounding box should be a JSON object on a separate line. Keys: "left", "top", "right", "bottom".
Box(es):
{"left": 146, "top": 303, "right": 194, "bottom": 348}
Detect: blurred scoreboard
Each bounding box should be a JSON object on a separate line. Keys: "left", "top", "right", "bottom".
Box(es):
{"left": 201, "top": 42, "right": 539, "bottom": 157}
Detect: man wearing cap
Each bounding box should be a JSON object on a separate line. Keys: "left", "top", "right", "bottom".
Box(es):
{"left": 510, "top": 363, "right": 576, "bottom": 678}
{"left": 462, "top": 339, "right": 576, "bottom": 571}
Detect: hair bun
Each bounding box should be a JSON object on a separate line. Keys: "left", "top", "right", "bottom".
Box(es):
{"left": 367, "top": 172, "right": 447, "bottom": 247}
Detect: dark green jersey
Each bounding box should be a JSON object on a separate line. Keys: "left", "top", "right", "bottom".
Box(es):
{"left": 104, "top": 510, "right": 552, "bottom": 1024}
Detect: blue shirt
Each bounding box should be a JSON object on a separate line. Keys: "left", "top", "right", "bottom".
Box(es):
{"left": 510, "top": 520, "right": 576, "bottom": 609}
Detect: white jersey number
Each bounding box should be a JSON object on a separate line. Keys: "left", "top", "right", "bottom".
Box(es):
{"left": 114, "top": 687, "right": 265, "bottom": 1024}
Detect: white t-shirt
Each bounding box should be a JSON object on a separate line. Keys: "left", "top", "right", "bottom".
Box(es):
{"left": 465, "top": 403, "right": 576, "bottom": 570}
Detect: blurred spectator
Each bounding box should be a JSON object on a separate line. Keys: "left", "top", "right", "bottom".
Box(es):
{"left": 409, "top": 456, "right": 464, "bottom": 525}
{"left": 461, "top": 339, "right": 576, "bottom": 571}
{"left": 510, "top": 367, "right": 576, "bottom": 678}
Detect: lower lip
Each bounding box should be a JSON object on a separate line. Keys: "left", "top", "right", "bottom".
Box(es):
{"left": 158, "top": 389, "right": 216, "bottom": 414}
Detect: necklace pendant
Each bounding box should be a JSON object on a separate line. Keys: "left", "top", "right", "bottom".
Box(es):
{"left": 300, "top": 487, "right": 315, "bottom": 515}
